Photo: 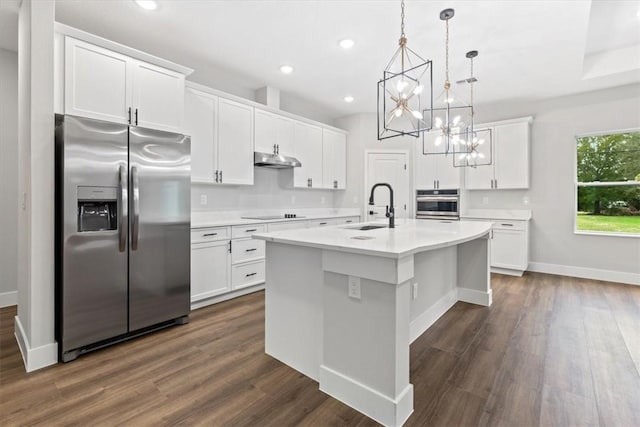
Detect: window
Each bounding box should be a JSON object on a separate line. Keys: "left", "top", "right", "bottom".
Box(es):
{"left": 575, "top": 130, "right": 640, "bottom": 236}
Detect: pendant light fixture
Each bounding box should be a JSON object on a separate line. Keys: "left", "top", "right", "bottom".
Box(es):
{"left": 454, "top": 50, "right": 493, "bottom": 168}
{"left": 377, "top": 0, "right": 433, "bottom": 141}
{"left": 422, "top": 8, "right": 472, "bottom": 155}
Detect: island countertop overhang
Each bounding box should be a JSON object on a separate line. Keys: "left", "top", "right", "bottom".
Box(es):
{"left": 252, "top": 219, "right": 493, "bottom": 259}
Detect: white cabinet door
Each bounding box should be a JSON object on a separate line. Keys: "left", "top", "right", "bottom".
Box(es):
{"left": 333, "top": 131, "right": 347, "bottom": 189}
{"left": 64, "top": 37, "right": 131, "bottom": 124}
{"left": 414, "top": 143, "right": 437, "bottom": 190}
{"left": 191, "top": 241, "right": 230, "bottom": 301}
{"left": 184, "top": 87, "right": 216, "bottom": 183}
{"left": 275, "top": 116, "right": 295, "bottom": 156}
{"left": 217, "top": 98, "right": 254, "bottom": 185}
{"left": 464, "top": 128, "right": 494, "bottom": 190}
{"left": 435, "top": 153, "right": 460, "bottom": 189}
{"left": 491, "top": 229, "right": 527, "bottom": 270}
{"left": 132, "top": 61, "right": 184, "bottom": 133}
{"left": 494, "top": 122, "right": 529, "bottom": 189}
{"left": 293, "top": 122, "right": 323, "bottom": 188}
{"left": 322, "top": 130, "right": 336, "bottom": 189}
{"left": 254, "top": 109, "right": 275, "bottom": 154}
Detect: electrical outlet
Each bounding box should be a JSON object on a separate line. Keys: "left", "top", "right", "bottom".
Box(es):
{"left": 321, "top": 196, "right": 326, "bottom": 205}
{"left": 523, "top": 196, "right": 530, "bottom": 205}
{"left": 482, "top": 196, "right": 489, "bottom": 205}
{"left": 348, "top": 276, "right": 361, "bottom": 300}
{"left": 412, "top": 283, "right": 418, "bottom": 300}
{"left": 200, "top": 194, "right": 207, "bottom": 206}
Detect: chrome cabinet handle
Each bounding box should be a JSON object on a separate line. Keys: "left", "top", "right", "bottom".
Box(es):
{"left": 203, "top": 232, "right": 218, "bottom": 237}
{"left": 501, "top": 223, "right": 514, "bottom": 227}
{"left": 118, "top": 165, "right": 128, "bottom": 252}
{"left": 245, "top": 229, "right": 257, "bottom": 232}
{"left": 319, "top": 222, "right": 327, "bottom": 225}
{"left": 245, "top": 248, "right": 257, "bottom": 252}
{"left": 131, "top": 166, "right": 140, "bottom": 251}
{"left": 345, "top": 220, "right": 353, "bottom": 223}
{"left": 246, "top": 272, "right": 257, "bottom": 277}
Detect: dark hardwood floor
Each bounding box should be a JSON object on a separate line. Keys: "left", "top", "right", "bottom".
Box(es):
{"left": 1, "top": 273, "right": 639, "bottom": 426}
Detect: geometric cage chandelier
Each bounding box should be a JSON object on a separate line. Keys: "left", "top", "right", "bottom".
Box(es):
{"left": 422, "top": 8, "right": 473, "bottom": 155}
{"left": 377, "top": 0, "right": 433, "bottom": 140}
{"left": 454, "top": 50, "right": 493, "bottom": 168}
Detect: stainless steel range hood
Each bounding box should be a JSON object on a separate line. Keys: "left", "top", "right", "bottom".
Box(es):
{"left": 254, "top": 151, "right": 302, "bottom": 169}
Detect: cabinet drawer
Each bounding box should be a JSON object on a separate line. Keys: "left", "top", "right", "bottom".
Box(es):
{"left": 232, "top": 238, "right": 265, "bottom": 264}
{"left": 232, "top": 260, "right": 265, "bottom": 290}
{"left": 267, "top": 221, "right": 307, "bottom": 232}
{"left": 307, "top": 218, "right": 338, "bottom": 228}
{"left": 492, "top": 220, "right": 525, "bottom": 231}
{"left": 191, "top": 227, "right": 230, "bottom": 243}
{"left": 338, "top": 216, "right": 360, "bottom": 225}
{"left": 232, "top": 224, "right": 266, "bottom": 238}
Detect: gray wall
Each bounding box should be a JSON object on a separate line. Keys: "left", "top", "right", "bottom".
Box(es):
{"left": 0, "top": 48, "right": 18, "bottom": 304}
{"left": 335, "top": 84, "right": 640, "bottom": 277}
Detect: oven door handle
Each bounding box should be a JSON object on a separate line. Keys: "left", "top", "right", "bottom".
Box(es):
{"left": 416, "top": 196, "right": 459, "bottom": 202}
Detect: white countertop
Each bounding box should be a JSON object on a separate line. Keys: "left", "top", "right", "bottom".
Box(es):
{"left": 191, "top": 208, "right": 361, "bottom": 228}
{"left": 461, "top": 209, "right": 532, "bottom": 221}
{"left": 253, "top": 219, "right": 493, "bottom": 259}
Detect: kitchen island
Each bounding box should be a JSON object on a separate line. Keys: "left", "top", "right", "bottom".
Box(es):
{"left": 253, "top": 219, "right": 493, "bottom": 427}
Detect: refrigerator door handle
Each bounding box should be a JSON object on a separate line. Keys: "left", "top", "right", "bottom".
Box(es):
{"left": 131, "top": 165, "right": 140, "bottom": 251}
{"left": 118, "top": 164, "right": 128, "bottom": 252}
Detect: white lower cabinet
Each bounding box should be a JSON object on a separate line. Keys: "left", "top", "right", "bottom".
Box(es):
{"left": 464, "top": 218, "right": 529, "bottom": 275}
{"left": 307, "top": 218, "right": 338, "bottom": 228}
{"left": 191, "top": 240, "right": 231, "bottom": 301}
{"left": 232, "top": 259, "right": 266, "bottom": 290}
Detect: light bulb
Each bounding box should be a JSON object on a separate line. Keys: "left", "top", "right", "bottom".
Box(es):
{"left": 394, "top": 108, "right": 403, "bottom": 117}
{"left": 478, "top": 153, "right": 485, "bottom": 159}
{"left": 473, "top": 137, "right": 478, "bottom": 143}
{"left": 413, "top": 85, "right": 424, "bottom": 95}
{"left": 435, "top": 136, "right": 443, "bottom": 146}
{"left": 459, "top": 153, "right": 467, "bottom": 160}
{"left": 445, "top": 97, "right": 454, "bottom": 104}
{"left": 471, "top": 152, "right": 478, "bottom": 158}
{"left": 412, "top": 110, "right": 423, "bottom": 119}
{"left": 478, "top": 139, "right": 485, "bottom": 145}
{"left": 401, "top": 93, "right": 408, "bottom": 99}
{"left": 452, "top": 135, "right": 459, "bottom": 145}
{"left": 453, "top": 116, "right": 461, "bottom": 125}
{"left": 435, "top": 117, "right": 443, "bottom": 128}
{"left": 397, "top": 80, "right": 408, "bottom": 92}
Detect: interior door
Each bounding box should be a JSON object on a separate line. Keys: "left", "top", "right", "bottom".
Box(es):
{"left": 184, "top": 87, "right": 216, "bottom": 183}
{"left": 366, "top": 152, "right": 410, "bottom": 222}
{"left": 128, "top": 127, "right": 191, "bottom": 331}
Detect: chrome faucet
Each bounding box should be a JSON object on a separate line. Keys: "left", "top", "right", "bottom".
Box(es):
{"left": 369, "top": 183, "right": 395, "bottom": 228}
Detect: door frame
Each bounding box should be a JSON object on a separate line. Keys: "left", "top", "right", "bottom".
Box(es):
{"left": 363, "top": 149, "right": 412, "bottom": 222}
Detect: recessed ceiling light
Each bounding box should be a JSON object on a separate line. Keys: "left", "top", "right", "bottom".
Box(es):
{"left": 344, "top": 95, "right": 354, "bottom": 103}
{"left": 339, "top": 39, "right": 355, "bottom": 49}
{"left": 134, "top": 0, "right": 158, "bottom": 10}
{"left": 280, "top": 65, "right": 294, "bottom": 74}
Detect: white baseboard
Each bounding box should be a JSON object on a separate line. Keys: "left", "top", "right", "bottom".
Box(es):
{"left": 409, "top": 288, "right": 457, "bottom": 343}
{"left": 0, "top": 291, "right": 17, "bottom": 308}
{"left": 319, "top": 365, "right": 414, "bottom": 427}
{"left": 14, "top": 315, "right": 58, "bottom": 372}
{"left": 191, "top": 284, "right": 265, "bottom": 311}
{"left": 528, "top": 262, "right": 640, "bottom": 286}
{"left": 491, "top": 267, "right": 524, "bottom": 277}
{"left": 457, "top": 287, "right": 492, "bottom": 306}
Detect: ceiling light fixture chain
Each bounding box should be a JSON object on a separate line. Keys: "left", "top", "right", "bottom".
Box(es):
{"left": 444, "top": 15, "right": 450, "bottom": 90}
{"left": 400, "top": 0, "right": 406, "bottom": 39}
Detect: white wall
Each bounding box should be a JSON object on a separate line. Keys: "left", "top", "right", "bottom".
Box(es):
{"left": 0, "top": 48, "right": 18, "bottom": 307}
{"left": 192, "top": 167, "right": 335, "bottom": 212}
{"left": 335, "top": 84, "right": 640, "bottom": 280}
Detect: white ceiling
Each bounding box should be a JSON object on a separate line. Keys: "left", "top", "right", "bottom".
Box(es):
{"left": 3, "top": 1, "right": 639, "bottom": 118}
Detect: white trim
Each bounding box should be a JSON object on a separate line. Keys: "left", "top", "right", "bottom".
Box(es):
{"left": 54, "top": 23, "right": 193, "bottom": 76}
{"left": 410, "top": 288, "right": 457, "bottom": 343}
{"left": 457, "top": 287, "right": 493, "bottom": 306}
{"left": 14, "top": 316, "right": 59, "bottom": 372}
{"left": 363, "top": 149, "right": 412, "bottom": 221}
{"left": 476, "top": 115, "right": 534, "bottom": 128}
{"left": 575, "top": 127, "right": 640, "bottom": 139}
{"left": 528, "top": 262, "right": 640, "bottom": 286}
{"left": 491, "top": 267, "right": 524, "bottom": 277}
{"left": 0, "top": 291, "right": 17, "bottom": 307}
{"left": 319, "top": 365, "right": 414, "bottom": 427}
{"left": 574, "top": 230, "right": 640, "bottom": 239}
{"left": 190, "top": 284, "right": 264, "bottom": 311}
{"left": 577, "top": 181, "right": 640, "bottom": 187}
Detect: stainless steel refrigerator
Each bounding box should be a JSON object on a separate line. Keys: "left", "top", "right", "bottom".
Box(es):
{"left": 55, "top": 114, "right": 191, "bottom": 362}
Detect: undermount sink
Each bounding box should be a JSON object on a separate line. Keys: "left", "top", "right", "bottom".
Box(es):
{"left": 345, "top": 224, "right": 388, "bottom": 231}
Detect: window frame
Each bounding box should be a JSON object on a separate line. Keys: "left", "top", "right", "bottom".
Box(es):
{"left": 573, "top": 128, "right": 640, "bottom": 238}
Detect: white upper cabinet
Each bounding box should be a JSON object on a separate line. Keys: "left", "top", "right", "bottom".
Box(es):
{"left": 465, "top": 117, "right": 532, "bottom": 190}
{"left": 217, "top": 98, "right": 254, "bottom": 185}
{"left": 184, "top": 87, "right": 217, "bottom": 183}
{"left": 254, "top": 109, "right": 276, "bottom": 154}
{"left": 63, "top": 36, "right": 186, "bottom": 132}
{"left": 274, "top": 115, "right": 295, "bottom": 156}
{"left": 322, "top": 129, "right": 347, "bottom": 189}
{"left": 64, "top": 38, "right": 131, "bottom": 124}
{"left": 131, "top": 62, "right": 184, "bottom": 133}
{"left": 415, "top": 132, "right": 461, "bottom": 190}
{"left": 293, "top": 122, "right": 323, "bottom": 188}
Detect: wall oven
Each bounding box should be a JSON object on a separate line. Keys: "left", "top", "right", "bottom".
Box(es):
{"left": 416, "top": 189, "right": 460, "bottom": 220}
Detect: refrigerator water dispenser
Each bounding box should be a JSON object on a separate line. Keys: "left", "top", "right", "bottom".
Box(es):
{"left": 77, "top": 186, "right": 118, "bottom": 232}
